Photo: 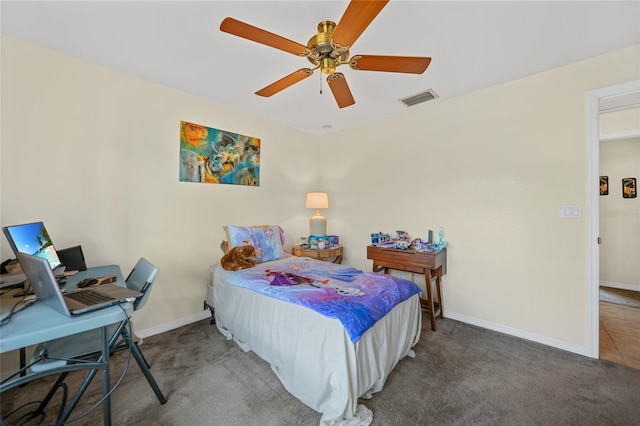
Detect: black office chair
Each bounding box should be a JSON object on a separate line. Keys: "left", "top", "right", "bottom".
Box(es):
{"left": 28, "top": 258, "right": 167, "bottom": 424}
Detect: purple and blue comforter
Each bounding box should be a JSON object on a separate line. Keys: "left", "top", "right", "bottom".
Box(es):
{"left": 226, "top": 257, "right": 422, "bottom": 343}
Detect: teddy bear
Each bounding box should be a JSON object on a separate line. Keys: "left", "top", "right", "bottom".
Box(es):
{"left": 221, "top": 245, "right": 258, "bottom": 271}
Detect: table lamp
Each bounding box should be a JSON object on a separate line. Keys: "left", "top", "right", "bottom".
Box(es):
{"left": 305, "top": 192, "right": 329, "bottom": 236}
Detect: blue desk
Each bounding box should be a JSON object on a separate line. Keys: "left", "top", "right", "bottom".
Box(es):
{"left": 0, "top": 265, "right": 133, "bottom": 425}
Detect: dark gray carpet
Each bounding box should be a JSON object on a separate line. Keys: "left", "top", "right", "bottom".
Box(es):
{"left": 600, "top": 286, "right": 640, "bottom": 309}
{"left": 2, "top": 317, "right": 640, "bottom": 425}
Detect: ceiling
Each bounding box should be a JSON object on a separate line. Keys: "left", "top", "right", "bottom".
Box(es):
{"left": 1, "top": 1, "right": 639, "bottom": 136}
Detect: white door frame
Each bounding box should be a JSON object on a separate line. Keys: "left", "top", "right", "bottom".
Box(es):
{"left": 586, "top": 80, "right": 640, "bottom": 358}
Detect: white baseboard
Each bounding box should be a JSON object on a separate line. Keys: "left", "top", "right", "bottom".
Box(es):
{"left": 0, "top": 311, "right": 600, "bottom": 383}
{"left": 136, "top": 310, "right": 211, "bottom": 339}
{"left": 137, "top": 307, "right": 596, "bottom": 358}
{"left": 599, "top": 281, "right": 640, "bottom": 292}
{"left": 444, "top": 311, "right": 592, "bottom": 358}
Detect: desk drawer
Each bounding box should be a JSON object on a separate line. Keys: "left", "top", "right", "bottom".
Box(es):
{"left": 367, "top": 246, "right": 447, "bottom": 274}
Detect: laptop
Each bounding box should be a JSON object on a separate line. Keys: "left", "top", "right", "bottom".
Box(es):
{"left": 17, "top": 252, "right": 142, "bottom": 316}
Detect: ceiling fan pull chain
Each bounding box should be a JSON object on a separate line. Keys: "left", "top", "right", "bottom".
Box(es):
{"left": 319, "top": 71, "right": 323, "bottom": 95}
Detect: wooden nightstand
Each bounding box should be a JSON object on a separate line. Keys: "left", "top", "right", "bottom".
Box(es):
{"left": 291, "top": 245, "right": 343, "bottom": 264}
{"left": 367, "top": 245, "right": 447, "bottom": 331}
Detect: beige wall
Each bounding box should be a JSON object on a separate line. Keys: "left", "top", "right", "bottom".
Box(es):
{"left": 1, "top": 34, "right": 639, "bottom": 367}
{"left": 0, "top": 35, "right": 321, "bottom": 344}
{"left": 316, "top": 45, "right": 640, "bottom": 351}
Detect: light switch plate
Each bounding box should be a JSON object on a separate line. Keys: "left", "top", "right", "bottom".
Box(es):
{"left": 561, "top": 204, "right": 582, "bottom": 219}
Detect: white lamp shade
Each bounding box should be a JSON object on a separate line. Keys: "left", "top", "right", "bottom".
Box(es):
{"left": 305, "top": 192, "right": 329, "bottom": 209}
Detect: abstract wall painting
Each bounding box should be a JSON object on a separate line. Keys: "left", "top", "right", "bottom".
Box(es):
{"left": 179, "top": 121, "right": 260, "bottom": 186}
{"left": 622, "top": 177, "right": 637, "bottom": 199}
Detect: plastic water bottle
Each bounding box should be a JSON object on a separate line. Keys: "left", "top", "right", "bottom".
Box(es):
{"left": 438, "top": 227, "right": 446, "bottom": 248}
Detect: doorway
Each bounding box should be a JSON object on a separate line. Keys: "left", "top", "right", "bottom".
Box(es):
{"left": 598, "top": 130, "right": 640, "bottom": 369}
{"left": 586, "top": 80, "right": 640, "bottom": 360}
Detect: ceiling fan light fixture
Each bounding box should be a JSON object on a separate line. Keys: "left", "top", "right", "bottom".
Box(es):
{"left": 321, "top": 58, "right": 337, "bottom": 74}
{"left": 307, "top": 21, "right": 349, "bottom": 71}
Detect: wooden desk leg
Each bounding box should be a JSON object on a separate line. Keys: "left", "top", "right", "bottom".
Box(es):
{"left": 424, "top": 272, "right": 437, "bottom": 331}
{"left": 435, "top": 275, "right": 444, "bottom": 319}
{"left": 372, "top": 263, "right": 389, "bottom": 274}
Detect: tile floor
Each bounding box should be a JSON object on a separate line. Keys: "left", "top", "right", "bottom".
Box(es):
{"left": 599, "top": 301, "right": 640, "bottom": 370}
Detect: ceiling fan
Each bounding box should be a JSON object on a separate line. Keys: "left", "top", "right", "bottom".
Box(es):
{"left": 220, "top": 0, "right": 431, "bottom": 108}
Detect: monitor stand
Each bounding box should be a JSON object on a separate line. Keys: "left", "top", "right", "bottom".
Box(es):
{"left": 53, "top": 264, "right": 66, "bottom": 276}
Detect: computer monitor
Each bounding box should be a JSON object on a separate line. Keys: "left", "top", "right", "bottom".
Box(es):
{"left": 3, "top": 221, "right": 62, "bottom": 270}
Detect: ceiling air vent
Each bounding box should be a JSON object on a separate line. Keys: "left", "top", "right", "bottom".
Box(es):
{"left": 399, "top": 89, "right": 439, "bottom": 107}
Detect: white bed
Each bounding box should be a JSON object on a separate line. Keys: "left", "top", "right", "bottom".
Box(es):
{"left": 209, "top": 258, "right": 422, "bottom": 426}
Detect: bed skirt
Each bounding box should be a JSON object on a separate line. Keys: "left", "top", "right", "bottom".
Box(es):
{"left": 210, "top": 261, "right": 422, "bottom": 425}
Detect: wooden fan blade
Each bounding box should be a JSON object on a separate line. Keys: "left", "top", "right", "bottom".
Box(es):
{"left": 349, "top": 55, "right": 431, "bottom": 74}
{"left": 331, "top": 0, "right": 388, "bottom": 49}
{"left": 255, "top": 69, "right": 314, "bottom": 97}
{"left": 220, "top": 17, "right": 309, "bottom": 56}
{"left": 327, "top": 73, "right": 355, "bottom": 108}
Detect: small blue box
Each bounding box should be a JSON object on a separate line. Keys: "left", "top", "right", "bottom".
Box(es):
{"left": 371, "top": 232, "right": 390, "bottom": 245}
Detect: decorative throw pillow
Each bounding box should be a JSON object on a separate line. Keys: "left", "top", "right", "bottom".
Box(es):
{"left": 226, "top": 225, "right": 288, "bottom": 263}
{"left": 222, "top": 224, "right": 286, "bottom": 252}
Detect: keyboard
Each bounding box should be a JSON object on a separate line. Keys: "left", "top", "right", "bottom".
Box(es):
{"left": 65, "top": 289, "right": 116, "bottom": 304}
